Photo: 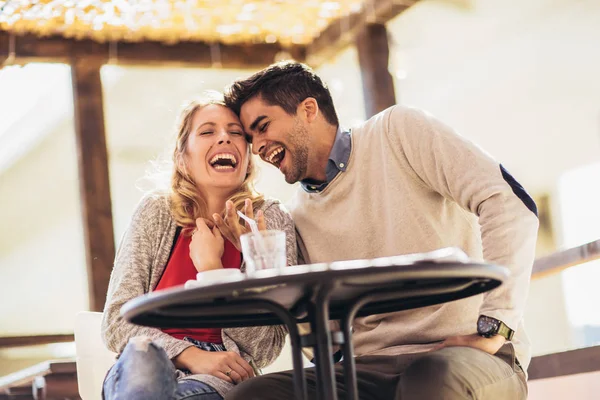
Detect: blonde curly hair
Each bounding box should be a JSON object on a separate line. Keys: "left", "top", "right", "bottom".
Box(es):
{"left": 169, "top": 92, "right": 264, "bottom": 228}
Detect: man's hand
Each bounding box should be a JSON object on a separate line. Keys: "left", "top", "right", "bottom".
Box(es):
{"left": 173, "top": 346, "right": 255, "bottom": 384}
{"left": 189, "top": 218, "right": 224, "bottom": 272}
{"left": 433, "top": 334, "right": 506, "bottom": 355}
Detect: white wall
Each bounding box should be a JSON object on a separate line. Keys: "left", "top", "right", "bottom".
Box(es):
{"left": 386, "top": 0, "right": 600, "bottom": 193}
{"left": 0, "top": 123, "right": 88, "bottom": 335}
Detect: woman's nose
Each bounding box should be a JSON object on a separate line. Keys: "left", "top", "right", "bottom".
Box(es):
{"left": 217, "top": 131, "right": 231, "bottom": 144}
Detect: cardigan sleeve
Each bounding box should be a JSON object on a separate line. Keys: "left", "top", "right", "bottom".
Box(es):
{"left": 101, "top": 194, "right": 194, "bottom": 359}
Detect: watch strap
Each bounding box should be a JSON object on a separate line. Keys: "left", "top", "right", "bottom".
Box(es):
{"left": 497, "top": 321, "right": 515, "bottom": 341}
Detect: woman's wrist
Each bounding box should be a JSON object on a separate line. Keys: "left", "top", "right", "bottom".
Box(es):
{"left": 197, "top": 259, "right": 223, "bottom": 272}
{"left": 173, "top": 346, "right": 205, "bottom": 370}
{"left": 191, "top": 257, "right": 223, "bottom": 272}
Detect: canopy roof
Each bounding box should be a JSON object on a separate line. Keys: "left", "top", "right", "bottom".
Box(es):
{"left": 0, "top": 0, "right": 370, "bottom": 46}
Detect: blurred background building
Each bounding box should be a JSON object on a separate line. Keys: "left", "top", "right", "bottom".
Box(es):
{"left": 0, "top": 0, "right": 599, "bottom": 398}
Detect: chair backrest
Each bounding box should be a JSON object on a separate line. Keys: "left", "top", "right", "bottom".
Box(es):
{"left": 74, "top": 311, "right": 117, "bottom": 400}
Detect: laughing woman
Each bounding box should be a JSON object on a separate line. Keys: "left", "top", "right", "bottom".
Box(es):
{"left": 101, "top": 92, "right": 296, "bottom": 400}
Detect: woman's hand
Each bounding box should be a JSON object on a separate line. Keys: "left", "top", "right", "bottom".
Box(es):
{"left": 213, "top": 199, "right": 266, "bottom": 251}
{"left": 173, "top": 346, "right": 255, "bottom": 384}
{"left": 189, "top": 218, "right": 224, "bottom": 272}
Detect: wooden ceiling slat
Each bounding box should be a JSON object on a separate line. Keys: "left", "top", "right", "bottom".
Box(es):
{"left": 0, "top": 31, "right": 305, "bottom": 68}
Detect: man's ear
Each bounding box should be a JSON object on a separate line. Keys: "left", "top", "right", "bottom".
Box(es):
{"left": 298, "top": 97, "right": 319, "bottom": 123}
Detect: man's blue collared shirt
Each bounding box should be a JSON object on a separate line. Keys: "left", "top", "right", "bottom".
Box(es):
{"left": 301, "top": 127, "right": 351, "bottom": 193}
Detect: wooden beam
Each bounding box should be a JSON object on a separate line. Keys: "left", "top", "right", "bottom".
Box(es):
{"left": 356, "top": 23, "right": 396, "bottom": 118}
{"left": 528, "top": 345, "right": 600, "bottom": 380}
{"left": 0, "top": 31, "right": 305, "bottom": 68}
{"left": 71, "top": 59, "right": 115, "bottom": 312}
{"left": 532, "top": 239, "right": 600, "bottom": 280}
{"left": 306, "top": 0, "right": 418, "bottom": 67}
{"left": 0, "top": 334, "right": 74, "bottom": 349}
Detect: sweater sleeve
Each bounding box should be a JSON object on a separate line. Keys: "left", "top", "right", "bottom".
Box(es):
{"left": 385, "top": 106, "right": 539, "bottom": 331}
{"left": 101, "top": 194, "right": 194, "bottom": 359}
{"left": 222, "top": 201, "right": 295, "bottom": 368}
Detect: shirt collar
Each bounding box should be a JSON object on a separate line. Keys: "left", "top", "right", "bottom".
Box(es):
{"left": 301, "top": 126, "right": 352, "bottom": 193}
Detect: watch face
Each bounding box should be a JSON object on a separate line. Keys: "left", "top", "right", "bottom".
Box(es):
{"left": 478, "top": 316, "right": 499, "bottom": 335}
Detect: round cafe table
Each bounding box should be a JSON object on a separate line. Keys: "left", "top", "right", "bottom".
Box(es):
{"left": 121, "top": 248, "right": 507, "bottom": 400}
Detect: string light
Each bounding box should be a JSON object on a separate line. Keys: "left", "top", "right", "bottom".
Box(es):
{"left": 0, "top": 0, "right": 366, "bottom": 45}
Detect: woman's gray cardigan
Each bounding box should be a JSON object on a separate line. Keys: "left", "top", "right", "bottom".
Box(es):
{"left": 101, "top": 192, "right": 297, "bottom": 397}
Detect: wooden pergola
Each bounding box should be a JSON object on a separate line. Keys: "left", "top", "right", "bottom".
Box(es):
{"left": 0, "top": 0, "right": 414, "bottom": 317}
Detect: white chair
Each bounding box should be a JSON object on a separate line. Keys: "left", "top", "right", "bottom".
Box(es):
{"left": 74, "top": 311, "right": 117, "bottom": 400}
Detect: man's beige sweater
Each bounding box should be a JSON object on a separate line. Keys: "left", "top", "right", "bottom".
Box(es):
{"left": 288, "top": 105, "right": 539, "bottom": 370}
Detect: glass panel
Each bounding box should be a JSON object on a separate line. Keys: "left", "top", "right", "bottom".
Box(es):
{"left": 0, "top": 63, "right": 87, "bottom": 338}
{"left": 558, "top": 163, "right": 600, "bottom": 349}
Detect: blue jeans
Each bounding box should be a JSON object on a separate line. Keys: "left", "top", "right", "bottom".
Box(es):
{"left": 103, "top": 338, "right": 223, "bottom": 400}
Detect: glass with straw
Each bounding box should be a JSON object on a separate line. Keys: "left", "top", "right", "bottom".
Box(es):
{"left": 238, "top": 210, "right": 286, "bottom": 276}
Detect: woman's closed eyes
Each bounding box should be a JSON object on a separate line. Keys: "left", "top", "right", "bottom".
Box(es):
{"left": 198, "top": 130, "right": 243, "bottom": 136}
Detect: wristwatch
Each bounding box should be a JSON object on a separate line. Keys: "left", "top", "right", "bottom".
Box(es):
{"left": 477, "top": 315, "right": 515, "bottom": 341}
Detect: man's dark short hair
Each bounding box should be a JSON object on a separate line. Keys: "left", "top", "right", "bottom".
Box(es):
{"left": 224, "top": 61, "right": 339, "bottom": 127}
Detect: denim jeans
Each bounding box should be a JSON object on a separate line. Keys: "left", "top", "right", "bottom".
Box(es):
{"left": 103, "top": 337, "right": 223, "bottom": 400}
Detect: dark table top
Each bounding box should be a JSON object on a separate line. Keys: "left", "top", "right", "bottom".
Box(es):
{"left": 122, "top": 248, "right": 508, "bottom": 329}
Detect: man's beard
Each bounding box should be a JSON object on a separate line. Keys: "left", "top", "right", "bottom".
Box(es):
{"left": 284, "top": 121, "right": 309, "bottom": 184}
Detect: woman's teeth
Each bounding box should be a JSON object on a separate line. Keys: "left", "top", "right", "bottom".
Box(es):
{"left": 210, "top": 153, "right": 237, "bottom": 166}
